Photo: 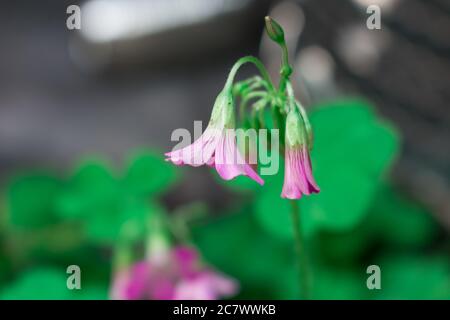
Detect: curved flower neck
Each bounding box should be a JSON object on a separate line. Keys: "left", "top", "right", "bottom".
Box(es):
{"left": 208, "top": 90, "right": 235, "bottom": 129}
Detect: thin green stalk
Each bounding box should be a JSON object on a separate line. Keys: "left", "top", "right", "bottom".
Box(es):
{"left": 225, "top": 56, "right": 275, "bottom": 93}
{"left": 239, "top": 91, "right": 267, "bottom": 120}
{"left": 285, "top": 81, "right": 297, "bottom": 112}
{"left": 278, "top": 43, "right": 292, "bottom": 93}
{"left": 290, "top": 200, "right": 311, "bottom": 300}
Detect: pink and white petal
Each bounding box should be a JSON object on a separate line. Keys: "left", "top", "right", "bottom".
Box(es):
{"left": 165, "top": 128, "right": 220, "bottom": 166}
{"left": 282, "top": 147, "right": 320, "bottom": 199}
{"left": 281, "top": 163, "right": 303, "bottom": 200}
{"left": 174, "top": 278, "right": 216, "bottom": 300}
{"left": 173, "top": 246, "right": 199, "bottom": 278}
{"left": 202, "top": 271, "right": 239, "bottom": 297}
{"left": 296, "top": 150, "right": 312, "bottom": 195}
{"left": 281, "top": 149, "right": 304, "bottom": 199}
{"left": 110, "top": 262, "right": 151, "bottom": 300}
{"left": 109, "top": 270, "right": 132, "bottom": 300}
{"left": 215, "top": 131, "right": 264, "bottom": 185}
{"left": 301, "top": 147, "right": 320, "bottom": 193}
{"left": 149, "top": 276, "right": 176, "bottom": 300}
{"left": 240, "top": 157, "right": 264, "bottom": 186}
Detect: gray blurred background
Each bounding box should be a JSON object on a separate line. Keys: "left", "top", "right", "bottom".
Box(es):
{"left": 0, "top": 0, "right": 449, "bottom": 227}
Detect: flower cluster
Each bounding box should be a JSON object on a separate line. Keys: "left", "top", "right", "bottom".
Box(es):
{"left": 166, "top": 17, "right": 319, "bottom": 200}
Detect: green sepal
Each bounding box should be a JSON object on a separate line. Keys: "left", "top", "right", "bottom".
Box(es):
{"left": 296, "top": 100, "right": 314, "bottom": 150}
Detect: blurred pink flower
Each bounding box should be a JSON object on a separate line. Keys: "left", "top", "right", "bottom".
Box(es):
{"left": 110, "top": 246, "right": 238, "bottom": 300}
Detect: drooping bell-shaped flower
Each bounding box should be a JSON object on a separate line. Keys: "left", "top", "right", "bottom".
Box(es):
{"left": 281, "top": 107, "right": 320, "bottom": 199}
{"left": 110, "top": 246, "right": 238, "bottom": 300}
{"left": 165, "top": 89, "right": 264, "bottom": 185}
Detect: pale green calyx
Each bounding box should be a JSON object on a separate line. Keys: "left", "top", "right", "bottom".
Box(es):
{"left": 285, "top": 107, "right": 308, "bottom": 149}
{"left": 296, "top": 100, "right": 313, "bottom": 150}
{"left": 209, "top": 89, "right": 235, "bottom": 129}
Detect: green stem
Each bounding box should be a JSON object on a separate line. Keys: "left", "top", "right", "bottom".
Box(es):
{"left": 113, "top": 242, "right": 131, "bottom": 270}
{"left": 239, "top": 91, "right": 267, "bottom": 120}
{"left": 290, "top": 200, "right": 311, "bottom": 300}
{"left": 295, "top": 99, "right": 313, "bottom": 150}
{"left": 225, "top": 56, "right": 275, "bottom": 93}
{"left": 278, "top": 43, "right": 292, "bottom": 93}
{"left": 285, "top": 81, "right": 297, "bottom": 112}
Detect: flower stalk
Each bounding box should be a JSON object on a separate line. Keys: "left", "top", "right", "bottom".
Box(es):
{"left": 266, "top": 16, "right": 316, "bottom": 299}
{"left": 290, "top": 200, "right": 311, "bottom": 300}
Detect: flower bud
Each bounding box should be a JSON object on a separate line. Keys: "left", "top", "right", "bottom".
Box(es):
{"left": 265, "top": 16, "right": 285, "bottom": 45}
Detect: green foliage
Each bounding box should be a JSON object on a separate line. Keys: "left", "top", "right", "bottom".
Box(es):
{"left": 192, "top": 207, "right": 298, "bottom": 299}
{"left": 367, "top": 184, "right": 438, "bottom": 248}
{"left": 0, "top": 102, "right": 447, "bottom": 300}
{"left": 0, "top": 150, "right": 178, "bottom": 299}
{"left": 192, "top": 186, "right": 446, "bottom": 299}
{"left": 7, "top": 173, "right": 62, "bottom": 229}
{"left": 124, "top": 151, "right": 177, "bottom": 195}
{"left": 251, "top": 100, "right": 400, "bottom": 241}
{"left": 197, "top": 99, "right": 447, "bottom": 300}
{"left": 375, "top": 255, "right": 450, "bottom": 300}
{"left": 7, "top": 150, "right": 177, "bottom": 244}
{"left": 311, "top": 265, "right": 368, "bottom": 300}
{"left": 0, "top": 268, "right": 107, "bottom": 300}
{"left": 301, "top": 99, "right": 400, "bottom": 231}
{"left": 56, "top": 160, "right": 119, "bottom": 220}
{"left": 254, "top": 169, "right": 316, "bottom": 239}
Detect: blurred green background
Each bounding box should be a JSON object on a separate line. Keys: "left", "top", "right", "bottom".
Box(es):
{"left": 0, "top": 99, "right": 448, "bottom": 299}
{"left": 0, "top": 0, "right": 449, "bottom": 299}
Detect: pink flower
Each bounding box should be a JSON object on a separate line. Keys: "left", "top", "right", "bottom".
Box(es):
{"left": 110, "top": 262, "right": 152, "bottom": 300}
{"left": 165, "top": 90, "right": 264, "bottom": 185}
{"left": 110, "top": 246, "right": 238, "bottom": 300}
{"left": 281, "top": 108, "right": 320, "bottom": 199}
{"left": 174, "top": 271, "right": 238, "bottom": 300}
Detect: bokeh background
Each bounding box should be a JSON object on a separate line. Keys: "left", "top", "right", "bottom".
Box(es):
{"left": 0, "top": 0, "right": 448, "bottom": 299}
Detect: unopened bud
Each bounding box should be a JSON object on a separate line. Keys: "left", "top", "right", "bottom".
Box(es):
{"left": 265, "top": 16, "right": 285, "bottom": 44}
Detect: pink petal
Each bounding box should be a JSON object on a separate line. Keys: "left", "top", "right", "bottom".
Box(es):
{"left": 201, "top": 271, "right": 239, "bottom": 297}
{"left": 165, "top": 127, "right": 220, "bottom": 167}
{"left": 174, "top": 278, "right": 216, "bottom": 300}
{"left": 110, "top": 270, "right": 132, "bottom": 300}
{"left": 301, "top": 147, "right": 320, "bottom": 193}
{"left": 149, "top": 277, "right": 176, "bottom": 300}
{"left": 174, "top": 271, "right": 238, "bottom": 300}
{"left": 172, "top": 246, "right": 199, "bottom": 278}
{"left": 281, "top": 147, "right": 320, "bottom": 199}
{"left": 110, "top": 262, "right": 151, "bottom": 300}
{"left": 214, "top": 130, "right": 264, "bottom": 185}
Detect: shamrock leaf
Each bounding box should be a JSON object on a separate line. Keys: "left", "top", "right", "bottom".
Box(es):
{"left": 7, "top": 173, "right": 62, "bottom": 229}
{"left": 300, "top": 99, "right": 400, "bottom": 231}
{"left": 367, "top": 184, "right": 438, "bottom": 248}
{"left": 0, "top": 267, "right": 69, "bottom": 299}
{"left": 254, "top": 99, "right": 400, "bottom": 240}
{"left": 373, "top": 254, "right": 450, "bottom": 299}
{"left": 85, "top": 197, "right": 158, "bottom": 245}
{"left": 0, "top": 267, "right": 108, "bottom": 300}
{"left": 123, "top": 150, "right": 178, "bottom": 196}
{"left": 55, "top": 157, "right": 164, "bottom": 245}
{"left": 56, "top": 159, "right": 119, "bottom": 220}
